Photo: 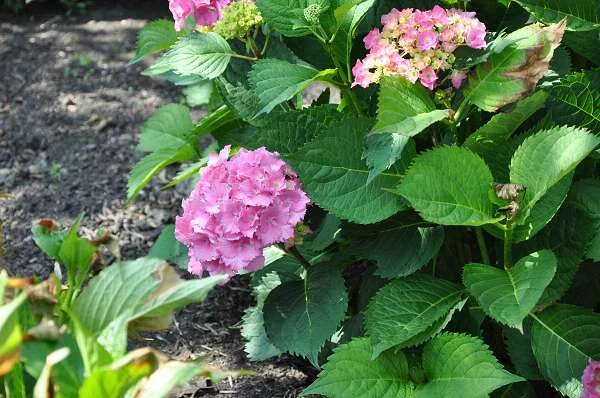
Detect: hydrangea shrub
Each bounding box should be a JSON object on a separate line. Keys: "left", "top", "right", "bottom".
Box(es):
{"left": 131, "top": 0, "right": 600, "bottom": 396}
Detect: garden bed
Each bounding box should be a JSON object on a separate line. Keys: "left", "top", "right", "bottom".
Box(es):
{"left": 0, "top": 3, "right": 311, "bottom": 396}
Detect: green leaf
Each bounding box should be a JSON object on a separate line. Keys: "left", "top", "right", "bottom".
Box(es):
{"left": 246, "top": 105, "right": 344, "bottom": 154}
{"left": 464, "top": 91, "right": 548, "bottom": 156}
{"left": 366, "top": 76, "right": 449, "bottom": 181}
{"left": 287, "top": 117, "right": 406, "bottom": 224}
{"left": 132, "top": 359, "right": 217, "bottom": 398}
{"left": 351, "top": 225, "right": 444, "bottom": 278}
{"left": 303, "top": 213, "right": 341, "bottom": 252}
{"left": 131, "top": 19, "right": 179, "bottom": 64}
{"left": 58, "top": 218, "right": 97, "bottom": 281}
{"left": 256, "top": 0, "right": 318, "bottom": 37}
{"left": 463, "top": 21, "right": 565, "bottom": 112}
{"left": 147, "top": 32, "right": 232, "bottom": 79}
{"left": 137, "top": 104, "right": 194, "bottom": 153}
{"left": 302, "top": 338, "right": 415, "bottom": 398}
{"left": 463, "top": 250, "right": 557, "bottom": 328}
{"left": 364, "top": 274, "right": 464, "bottom": 358}
{"left": 411, "top": 333, "right": 524, "bottom": 398}
{"left": 78, "top": 350, "right": 157, "bottom": 398}
{"left": 0, "top": 293, "right": 26, "bottom": 376}
{"left": 394, "top": 146, "right": 500, "bottom": 226}
{"left": 531, "top": 304, "right": 600, "bottom": 397}
{"left": 509, "top": 126, "right": 600, "bottom": 223}
{"left": 248, "top": 59, "right": 335, "bottom": 115}
{"left": 569, "top": 178, "right": 600, "bottom": 261}
{"left": 242, "top": 272, "right": 300, "bottom": 361}
{"left": 3, "top": 362, "right": 26, "bottom": 398}
{"left": 148, "top": 225, "right": 188, "bottom": 269}
{"left": 504, "top": 321, "right": 543, "bottom": 380}
{"left": 128, "top": 146, "right": 196, "bottom": 201}
{"left": 263, "top": 265, "right": 348, "bottom": 366}
{"left": 563, "top": 30, "right": 600, "bottom": 65}
{"left": 514, "top": 0, "right": 600, "bottom": 31}
{"left": 73, "top": 258, "right": 223, "bottom": 333}
{"left": 516, "top": 206, "right": 595, "bottom": 305}
{"left": 330, "top": 0, "right": 375, "bottom": 80}
{"left": 543, "top": 70, "right": 600, "bottom": 132}
{"left": 31, "top": 222, "right": 67, "bottom": 260}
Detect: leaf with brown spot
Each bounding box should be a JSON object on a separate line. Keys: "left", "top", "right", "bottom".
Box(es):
{"left": 464, "top": 19, "right": 566, "bottom": 112}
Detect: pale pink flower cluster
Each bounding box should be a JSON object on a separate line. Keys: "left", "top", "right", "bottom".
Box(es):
{"left": 175, "top": 146, "right": 310, "bottom": 278}
{"left": 169, "top": 0, "right": 231, "bottom": 31}
{"left": 582, "top": 361, "right": 600, "bottom": 398}
{"left": 352, "top": 6, "right": 487, "bottom": 90}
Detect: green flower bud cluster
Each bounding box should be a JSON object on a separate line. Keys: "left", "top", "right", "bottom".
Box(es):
{"left": 303, "top": 3, "right": 321, "bottom": 25}
{"left": 213, "top": 1, "right": 263, "bottom": 40}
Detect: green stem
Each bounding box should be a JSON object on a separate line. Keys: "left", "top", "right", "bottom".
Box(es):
{"left": 453, "top": 97, "right": 469, "bottom": 122}
{"left": 260, "top": 30, "right": 271, "bottom": 56}
{"left": 288, "top": 246, "right": 311, "bottom": 271}
{"left": 230, "top": 53, "right": 258, "bottom": 62}
{"left": 344, "top": 87, "right": 363, "bottom": 115}
{"left": 474, "top": 227, "right": 491, "bottom": 265}
{"left": 503, "top": 228, "right": 513, "bottom": 269}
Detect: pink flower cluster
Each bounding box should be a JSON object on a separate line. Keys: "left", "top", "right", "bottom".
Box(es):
{"left": 352, "top": 6, "right": 487, "bottom": 90}
{"left": 583, "top": 361, "right": 600, "bottom": 398}
{"left": 169, "top": 0, "right": 231, "bottom": 31}
{"left": 175, "top": 146, "right": 310, "bottom": 278}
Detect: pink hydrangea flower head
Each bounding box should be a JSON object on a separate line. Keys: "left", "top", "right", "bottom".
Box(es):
{"left": 352, "top": 6, "right": 486, "bottom": 90}
{"left": 175, "top": 146, "right": 310, "bottom": 278}
{"left": 450, "top": 69, "right": 467, "bottom": 89}
{"left": 582, "top": 361, "right": 600, "bottom": 398}
{"left": 169, "top": 0, "right": 230, "bottom": 30}
{"left": 169, "top": 0, "right": 194, "bottom": 31}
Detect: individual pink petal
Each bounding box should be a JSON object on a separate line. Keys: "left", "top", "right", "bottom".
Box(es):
{"left": 169, "top": 0, "right": 194, "bottom": 31}
{"left": 416, "top": 30, "right": 438, "bottom": 50}
{"left": 450, "top": 69, "right": 467, "bottom": 89}
{"left": 582, "top": 361, "right": 600, "bottom": 398}
{"left": 419, "top": 66, "right": 437, "bottom": 90}
{"left": 363, "top": 29, "right": 381, "bottom": 50}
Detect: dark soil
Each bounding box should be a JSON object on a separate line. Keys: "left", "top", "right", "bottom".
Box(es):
{"left": 0, "top": 2, "right": 312, "bottom": 396}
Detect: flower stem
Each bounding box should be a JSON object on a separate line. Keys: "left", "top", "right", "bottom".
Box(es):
{"left": 474, "top": 227, "right": 491, "bottom": 265}
{"left": 230, "top": 53, "right": 258, "bottom": 62}
{"left": 260, "top": 30, "right": 271, "bottom": 56}
{"left": 288, "top": 245, "right": 311, "bottom": 270}
{"left": 503, "top": 227, "right": 513, "bottom": 269}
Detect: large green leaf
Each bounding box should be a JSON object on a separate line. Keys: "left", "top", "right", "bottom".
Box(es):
{"left": 543, "top": 70, "right": 600, "bottom": 132}
{"left": 569, "top": 178, "right": 600, "bottom": 261}
{"left": 464, "top": 91, "right": 547, "bottom": 156}
{"left": 463, "top": 250, "right": 557, "bottom": 328}
{"left": 137, "top": 104, "right": 194, "bottom": 152}
{"left": 263, "top": 265, "right": 347, "bottom": 365}
{"left": 248, "top": 59, "right": 335, "bottom": 115}
{"left": 366, "top": 76, "right": 449, "bottom": 181}
{"left": 515, "top": 0, "right": 600, "bottom": 31}
{"left": 330, "top": 0, "right": 376, "bottom": 80}
{"left": 73, "top": 258, "right": 223, "bottom": 333}
{"left": 504, "top": 321, "right": 543, "bottom": 380}
{"left": 563, "top": 30, "right": 600, "bottom": 65}
{"left": 242, "top": 272, "right": 300, "bottom": 361}
{"left": 394, "top": 146, "right": 500, "bottom": 226}
{"left": 509, "top": 126, "right": 600, "bottom": 223}
{"left": 287, "top": 117, "right": 405, "bottom": 224}
{"left": 516, "top": 206, "right": 595, "bottom": 305}
{"left": 256, "top": 0, "right": 319, "bottom": 37}
{"left": 351, "top": 225, "right": 444, "bottom": 278}
{"left": 531, "top": 304, "right": 600, "bottom": 397}
{"left": 364, "top": 274, "right": 465, "bottom": 358}
{"left": 411, "top": 333, "right": 524, "bottom": 398}
{"left": 0, "top": 293, "right": 26, "bottom": 376}
{"left": 463, "top": 21, "right": 565, "bottom": 112}
{"left": 131, "top": 19, "right": 180, "bottom": 64}
{"left": 246, "top": 105, "right": 344, "bottom": 154}
{"left": 301, "top": 338, "right": 415, "bottom": 398}
{"left": 147, "top": 32, "right": 232, "bottom": 79}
